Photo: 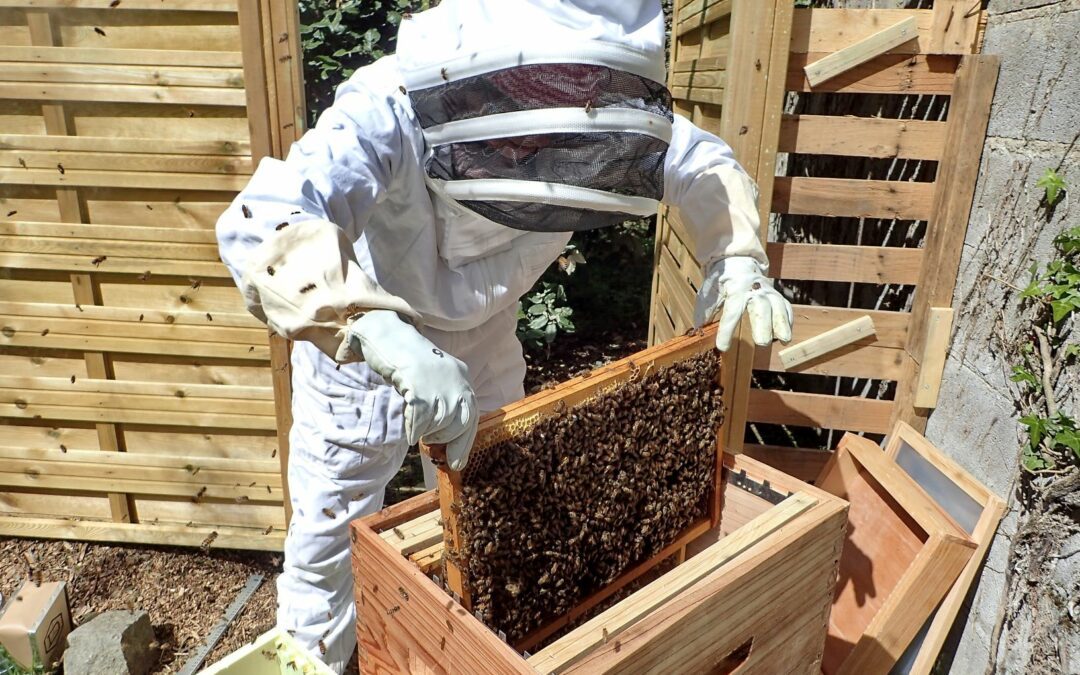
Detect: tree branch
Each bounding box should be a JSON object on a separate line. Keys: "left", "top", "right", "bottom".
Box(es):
{"left": 1034, "top": 325, "right": 1059, "bottom": 417}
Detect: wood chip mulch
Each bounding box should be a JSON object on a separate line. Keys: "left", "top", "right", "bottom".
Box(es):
{"left": 0, "top": 537, "right": 280, "bottom": 672}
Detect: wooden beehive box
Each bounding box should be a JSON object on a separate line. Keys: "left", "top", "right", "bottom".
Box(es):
{"left": 351, "top": 329, "right": 849, "bottom": 673}
{"left": 352, "top": 453, "right": 847, "bottom": 674}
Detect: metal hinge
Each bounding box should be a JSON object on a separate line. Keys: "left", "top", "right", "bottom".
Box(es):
{"left": 730, "top": 469, "right": 790, "bottom": 505}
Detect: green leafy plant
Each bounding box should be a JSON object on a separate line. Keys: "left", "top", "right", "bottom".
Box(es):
{"left": 1036, "top": 167, "right": 1067, "bottom": 207}
{"left": 299, "top": 0, "right": 429, "bottom": 122}
{"left": 1020, "top": 226, "right": 1080, "bottom": 324}
{"left": 517, "top": 281, "right": 576, "bottom": 352}
{"left": 1012, "top": 225, "right": 1080, "bottom": 473}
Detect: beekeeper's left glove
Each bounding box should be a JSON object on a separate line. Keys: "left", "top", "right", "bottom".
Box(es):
{"left": 693, "top": 256, "right": 793, "bottom": 352}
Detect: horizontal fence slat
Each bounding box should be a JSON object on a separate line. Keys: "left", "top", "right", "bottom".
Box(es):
{"left": 2, "top": 333, "right": 268, "bottom": 360}
{"left": 0, "top": 167, "right": 249, "bottom": 190}
{"left": 671, "top": 56, "right": 727, "bottom": 74}
{"left": 766, "top": 243, "right": 924, "bottom": 285}
{"left": 675, "top": 0, "right": 733, "bottom": 38}
{"left": 0, "top": 134, "right": 249, "bottom": 156}
{"left": 0, "top": 63, "right": 244, "bottom": 88}
{"left": 778, "top": 115, "right": 946, "bottom": 160}
{"left": 1, "top": 403, "right": 276, "bottom": 430}
{"left": 0, "top": 301, "right": 262, "bottom": 328}
{"left": 0, "top": 517, "right": 284, "bottom": 551}
{"left": 0, "top": 375, "right": 272, "bottom": 400}
{"left": 0, "top": 387, "right": 274, "bottom": 416}
{"left": 791, "top": 8, "right": 933, "bottom": 55}
{"left": 0, "top": 221, "right": 219, "bottom": 244}
{"left": 670, "top": 69, "right": 726, "bottom": 89}
{"left": 0, "top": 46, "right": 243, "bottom": 68}
{"left": 787, "top": 54, "right": 959, "bottom": 94}
{"left": 0, "top": 0, "right": 237, "bottom": 11}
{"left": 1, "top": 310, "right": 263, "bottom": 343}
{"left": 746, "top": 388, "right": 895, "bottom": 434}
{"left": 0, "top": 252, "right": 230, "bottom": 277}
{"left": 670, "top": 85, "right": 724, "bottom": 106}
{"left": 0, "top": 82, "right": 246, "bottom": 106}
{"left": 772, "top": 176, "right": 935, "bottom": 221}
{"left": 0, "top": 235, "right": 222, "bottom": 261}
{"left": 0, "top": 470, "right": 281, "bottom": 501}
{"left": 787, "top": 306, "right": 909, "bottom": 349}
{"left": 753, "top": 342, "right": 907, "bottom": 380}
{"left": 0, "top": 446, "right": 278, "bottom": 475}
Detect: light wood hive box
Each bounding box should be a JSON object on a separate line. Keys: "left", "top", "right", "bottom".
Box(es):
{"left": 350, "top": 331, "right": 850, "bottom": 674}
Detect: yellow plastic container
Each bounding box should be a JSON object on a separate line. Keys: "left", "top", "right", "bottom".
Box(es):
{"left": 198, "top": 628, "right": 334, "bottom": 675}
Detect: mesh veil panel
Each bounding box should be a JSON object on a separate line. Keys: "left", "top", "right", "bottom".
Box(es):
{"left": 457, "top": 200, "right": 639, "bottom": 232}
{"left": 409, "top": 63, "right": 673, "bottom": 127}
{"left": 411, "top": 62, "right": 673, "bottom": 232}
{"left": 427, "top": 132, "right": 667, "bottom": 199}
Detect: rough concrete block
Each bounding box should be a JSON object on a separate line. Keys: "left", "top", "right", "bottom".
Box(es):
{"left": 925, "top": 357, "right": 1020, "bottom": 499}
{"left": 948, "top": 519, "right": 1014, "bottom": 674}
{"left": 983, "top": 3, "right": 1080, "bottom": 143}
{"left": 989, "top": 0, "right": 1066, "bottom": 15}
{"left": 64, "top": 611, "right": 157, "bottom": 675}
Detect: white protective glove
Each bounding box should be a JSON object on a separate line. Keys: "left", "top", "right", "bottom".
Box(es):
{"left": 349, "top": 310, "right": 478, "bottom": 471}
{"left": 693, "top": 256, "right": 794, "bottom": 352}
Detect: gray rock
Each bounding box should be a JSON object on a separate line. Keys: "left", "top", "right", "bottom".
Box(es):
{"left": 64, "top": 610, "right": 158, "bottom": 675}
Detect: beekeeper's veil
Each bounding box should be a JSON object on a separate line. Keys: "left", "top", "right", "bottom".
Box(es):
{"left": 397, "top": 0, "right": 672, "bottom": 232}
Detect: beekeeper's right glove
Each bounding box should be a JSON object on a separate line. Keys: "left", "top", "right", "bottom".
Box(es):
{"left": 349, "top": 310, "right": 478, "bottom": 472}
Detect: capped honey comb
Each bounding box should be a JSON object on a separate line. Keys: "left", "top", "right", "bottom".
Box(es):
{"left": 455, "top": 349, "right": 723, "bottom": 642}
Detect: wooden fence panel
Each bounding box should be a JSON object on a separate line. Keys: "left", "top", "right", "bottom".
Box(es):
{"left": 650, "top": 1, "right": 995, "bottom": 476}
{"left": 0, "top": 0, "right": 302, "bottom": 549}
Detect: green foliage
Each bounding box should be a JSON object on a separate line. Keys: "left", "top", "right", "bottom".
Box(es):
{"left": 1036, "top": 167, "right": 1067, "bottom": 207}
{"left": 1020, "top": 412, "right": 1080, "bottom": 472}
{"left": 516, "top": 220, "right": 655, "bottom": 353}
{"left": 1012, "top": 224, "right": 1079, "bottom": 474}
{"left": 1010, "top": 364, "right": 1040, "bottom": 390}
{"left": 299, "top": 0, "right": 428, "bottom": 121}
{"left": 517, "top": 281, "right": 576, "bottom": 351}
{"left": 1021, "top": 226, "right": 1080, "bottom": 324}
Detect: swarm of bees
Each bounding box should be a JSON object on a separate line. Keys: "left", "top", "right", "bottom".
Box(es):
{"left": 454, "top": 350, "right": 723, "bottom": 642}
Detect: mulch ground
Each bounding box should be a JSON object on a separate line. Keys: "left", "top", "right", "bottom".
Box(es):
{"left": 0, "top": 537, "right": 280, "bottom": 672}
{"left": 0, "top": 331, "right": 644, "bottom": 673}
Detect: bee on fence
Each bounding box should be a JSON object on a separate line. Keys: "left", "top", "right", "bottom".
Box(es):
{"left": 200, "top": 531, "right": 218, "bottom": 552}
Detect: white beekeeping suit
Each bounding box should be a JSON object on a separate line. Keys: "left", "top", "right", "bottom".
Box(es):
{"left": 215, "top": 0, "right": 791, "bottom": 670}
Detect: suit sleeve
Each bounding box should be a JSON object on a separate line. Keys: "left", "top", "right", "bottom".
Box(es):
{"left": 215, "top": 60, "right": 421, "bottom": 362}
{"left": 660, "top": 114, "right": 769, "bottom": 272}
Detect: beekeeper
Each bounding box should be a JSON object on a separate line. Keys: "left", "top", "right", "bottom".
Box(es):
{"left": 216, "top": 0, "right": 793, "bottom": 670}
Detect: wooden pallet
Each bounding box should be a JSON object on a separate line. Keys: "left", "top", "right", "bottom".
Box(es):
{"left": 651, "top": 0, "right": 998, "bottom": 474}
{"left": 0, "top": 0, "right": 303, "bottom": 548}
{"left": 353, "top": 453, "right": 848, "bottom": 674}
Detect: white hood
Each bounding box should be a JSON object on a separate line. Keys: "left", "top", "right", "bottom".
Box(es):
{"left": 396, "top": 0, "right": 667, "bottom": 89}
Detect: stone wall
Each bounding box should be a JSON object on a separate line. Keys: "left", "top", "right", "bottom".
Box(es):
{"left": 923, "top": 1, "right": 1080, "bottom": 672}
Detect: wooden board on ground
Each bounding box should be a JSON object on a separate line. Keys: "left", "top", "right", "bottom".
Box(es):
{"left": 816, "top": 432, "right": 977, "bottom": 675}
{"left": 352, "top": 453, "right": 848, "bottom": 674}
{"left": 881, "top": 422, "right": 1006, "bottom": 675}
